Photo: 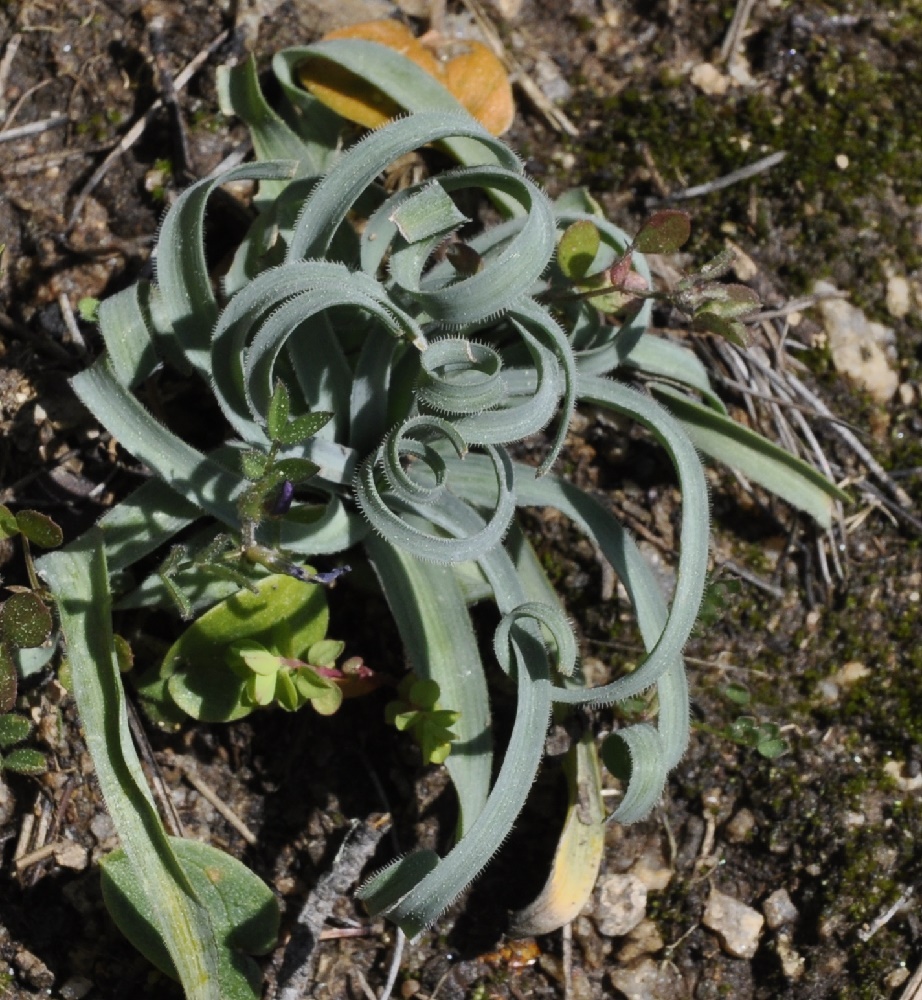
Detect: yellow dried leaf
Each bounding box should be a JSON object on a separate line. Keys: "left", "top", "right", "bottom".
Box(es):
{"left": 298, "top": 20, "right": 444, "bottom": 130}
{"left": 298, "top": 19, "right": 514, "bottom": 135}
{"left": 442, "top": 42, "right": 514, "bottom": 136}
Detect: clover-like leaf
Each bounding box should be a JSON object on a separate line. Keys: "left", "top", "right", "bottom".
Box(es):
{"left": 307, "top": 638, "right": 345, "bottom": 669}
{"left": 292, "top": 667, "right": 342, "bottom": 715}
{"left": 15, "top": 510, "right": 63, "bottom": 549}
{"left": 632, "top": 209, "right": 691, "bottom": 254}
{"left": 557, "top": 220, "right": 601, "bottom": 281}
{"left": 0, "top": 712, "right": 31, "bottom": 748}
{"left": 2, "top": 747, "right": 47, "bottom": 775}
{"left": 0, "top": 592, "right": 53, "bottom": 648}
{"left": 0, "top": 504, "right": 19, "bottom": 541}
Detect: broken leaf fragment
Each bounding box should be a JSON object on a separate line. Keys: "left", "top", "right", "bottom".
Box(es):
{"left": 297, "top": 20, "right": 514, "bottom": 136}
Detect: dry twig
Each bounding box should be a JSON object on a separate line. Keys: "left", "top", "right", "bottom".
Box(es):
{"left": 647, "top": 151, "right": 787, "bottom": 206}
{"left": 180, "top": 763, "right": 258, "bottom": 845}
{"left": 273, "top": 815, "right": 392, "bottom": 1000}
{"left": 720, "top": 0, "right": 758, "bottom": 65}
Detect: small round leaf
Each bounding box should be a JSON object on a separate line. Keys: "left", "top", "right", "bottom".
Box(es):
{"left": 632, "top": 210, "right": 691, "bottom": 254}
{"left": 0, "top": 593, "right": 53, "bottom": 648}
{"left": 15, "top": 510, "right": 63, "bottom": 549}
{"left": 3, "top": 747, "right": 47, "bottom": 775}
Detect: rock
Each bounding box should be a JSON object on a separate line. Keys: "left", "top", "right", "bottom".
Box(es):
{"left": 690, "top": 62, "right": 731, "bottom": 96}
{"left": 55, "top": 838, "right": 89, "bottom": 870}
{"left": 617, "top": 919, "right": 665, "bottom": 962}
{"left": 702, "top": 887, "right": 764, "bottom": 959}
{"left": 815, "top": 280, "right": 898, "bottom": 404}
{"left": 0, "top": 774, "right": 15, "bottom": 827}
{"left": 596, "top": 874, "right": 648, "bottom": 937}
{"left": 14, "top": 947, "right": 55, "bottom": 991}
{"left": 609, "top": 957, "right": 687, "bottom": 1000}
{"left": 762, "top": 888, "right": 799, "bottom": 929}
{"left": 776, "top": 931, "right": 806, "bottom": 980}
{"left": 886, "top": 274, "right": 911, "bottom": 318}
{"left": 724, "top": 807, "right": 756, "bottom": 843}
{"left": 60, "top": 977, "right": 94, "bottom": 1000}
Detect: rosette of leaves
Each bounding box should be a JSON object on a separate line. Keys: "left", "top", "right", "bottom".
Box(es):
{"left": 36, "top": 38, "right": 848, "bottom": 996}
{"left": 386, "top": 677, "right": 460, "bottom": 765}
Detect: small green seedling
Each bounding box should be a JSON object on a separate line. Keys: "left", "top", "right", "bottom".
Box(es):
{"left": 0, "top": 505, "right": 62, "bottom": 710}
{"left": 386, "top": 677, "right": 460, "bottom": 765}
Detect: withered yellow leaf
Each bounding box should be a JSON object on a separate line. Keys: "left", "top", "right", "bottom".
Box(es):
{"left": 442, "top": 42, "right": 514, "bottom": 137}
{"left": 297, "top": 19, "right": 514, "bottom": 135}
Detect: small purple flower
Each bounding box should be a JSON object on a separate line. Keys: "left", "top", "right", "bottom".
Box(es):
{"left": 268, "top": 480, "right": 295, "bottom": 516}
{"left": 309, "top": 565, "right": 351, "bottom": 586}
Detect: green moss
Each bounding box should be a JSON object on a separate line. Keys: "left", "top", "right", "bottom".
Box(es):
{"left": 570, "top": 4, "right": 922, "bottom": 310}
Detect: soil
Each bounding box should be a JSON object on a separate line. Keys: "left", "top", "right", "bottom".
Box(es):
{"left": 1, "top": 2, "right": 922, "bottom": 999}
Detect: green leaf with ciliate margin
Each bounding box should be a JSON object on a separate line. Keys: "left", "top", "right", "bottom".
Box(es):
{"left": 2, "top": 747, "right": 47, "bottom": 775}
{"left": 283, "top": 41, "right": 520, "bottom": 213}
{"left": 632, "top": 209, "right": 691, "bottom": 254}
{"left": 0, "top": 592, "right": 52, "bottom": 648}
{"left": 365, "top": 535, "right": 492, "bottom": 835}
{"left": 650, "top": 382, "right": 849, "bottom": 528}
{"left": 0, "top": 712, "right": 31, "bottom": 747}
{"left": 101, "top": 838, "right": 279, "bottom": 997}
{"left": 600, "top": 723, "right": 669, "bottom": 823}
{"left": 389, "top": 182, "right": 469, "bottom": 243}
{"left": 37, "top": 534, "right": 226, "bottom": 1000}
{"left": 0, "top": 504, "right": 19, "bottom": 540}
{"left": 357, "top": 850, "right": 441, "bottom": 917}
{"left": 557, "top": 219, "right": 601, "bottom": 280}
{"left": 15, "top": 510, "right": 63, "bottom": 549}
{"left": 162, "top": 572, "right": 328, "bottom": 723}
{"left": 156, "top": 162, "right": 298, "bottom": 373}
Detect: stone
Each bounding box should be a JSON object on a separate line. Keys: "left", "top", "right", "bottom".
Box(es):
{"left": 596, "top": 873, "right": 648, "bottom": 937}
{"left": 815, "top": 280, "right": 898, "bottom": 404}
{"left": 617, "top": 919, "right": 665, "bottom": 962}
{"left": 60, "top": 977, "right": 94, "bottom": 1000}
{"left": 702, "top": 887, "right": 764, "bottom": 959}
{"left": 690, "top": 62, "right": 731, "bottom": 96}
{"left": 886, "top": 274, "right": 911, "bottom": 318}
{"left": 776, "top": 931, "right": 806, "bottom": 980}
{"left": 724, "top": 807, "right": 756, "bottom": 843}
{"left": 609, "top": 957, "right": 687, "bottom": 1000}
{"left": 762, "top": 888, "right": 799, "bottom": 929}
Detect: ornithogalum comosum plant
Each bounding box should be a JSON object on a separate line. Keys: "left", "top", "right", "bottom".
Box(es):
{"left": 36, "top": 41, "right": 847, "bottom": 1000}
